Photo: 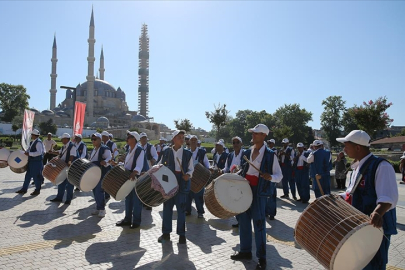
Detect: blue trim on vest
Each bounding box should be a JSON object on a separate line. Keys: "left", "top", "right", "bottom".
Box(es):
{"left": 161, "top": 147, "right": 192, "bottom": 193}
{"left": 106, "top": 140, "right": 114, "bottom": 151}
{"left": 28, "top": 139, "right": 43, "bottom": 161}
{"left": 131, "top": 145, "right": 149, "bottom": 173}
{"left": 77, "top": 142, "right": 86, "bottom": 158}
{"left": 195, "top": 148, "right": 206, "bottom": 164}
{"left": 92, "top": 145, "right": 111, "bottom": 176}
{"left": 225, "top": 149, "right": 244, "bottom": 172}
{"left": 60, "top": 142, "right": 79, "bottom": 164}
{"left": 214, "top": 152, "right": 228, "bottom": 169}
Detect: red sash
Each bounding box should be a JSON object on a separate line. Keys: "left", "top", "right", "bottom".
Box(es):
{"left": 345, "top": 192, "right": 352, "bottom": 205}
{"left": 245, "top": 174, "right": 259, "bottom": 186}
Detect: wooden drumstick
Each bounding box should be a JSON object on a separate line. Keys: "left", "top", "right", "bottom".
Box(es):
{"left": 315, "top": 174, "right": 325, "bottom": 196}
{"left": 176, "top": 157, "right": 185, "bottom": 175}
{"left": 243, "top": 156, "right": 264, "bottom": 175}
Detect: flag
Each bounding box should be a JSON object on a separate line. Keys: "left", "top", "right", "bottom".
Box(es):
{"left": 73, "top": 101, "right": 86, "bottom": 136}
{"left": 22, "top": 109, "right": 35, "bottom": 151}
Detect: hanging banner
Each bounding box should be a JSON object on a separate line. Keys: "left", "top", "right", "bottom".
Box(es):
{"left": 73, "top": 101, "right": 86, "bottom": 136}
{"left": 21, "top": 109, "right": 35, "bottom": 151}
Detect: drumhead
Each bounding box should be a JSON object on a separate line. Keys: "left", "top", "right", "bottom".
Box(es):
{"left": 80, "top": 166, "right": 102, "bottom": 192}
{"left": 0, "top": 148, "right": 11, "bottom": 162}
{"left": 332, "top": 223, "right": 383, "bottom": 270}
{"left": 115, "top": 179, "right": 136, "bottom": 201}
{"left": 150, "top": 165, "right": 177, "bottom": 194}
{"left": 54, "top": 168, "right": 68, "bottom": 185}
{"left": 7, "top": 150, "right": 28, "bottom": 169}
{"left": 213, "top": 173, "right": 252, "bottom": 214}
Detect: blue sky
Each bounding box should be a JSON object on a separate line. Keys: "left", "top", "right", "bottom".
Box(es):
{"left": 1, "top": 1, "right": 404, "bottom": 132}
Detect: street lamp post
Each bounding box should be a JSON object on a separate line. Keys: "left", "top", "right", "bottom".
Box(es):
{"left": 60, "top": 86, "right": 77, "bottom": 136}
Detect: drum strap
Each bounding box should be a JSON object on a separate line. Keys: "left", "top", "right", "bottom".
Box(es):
{"left": 345, "top": 156, "right": 374, "bottom": 204}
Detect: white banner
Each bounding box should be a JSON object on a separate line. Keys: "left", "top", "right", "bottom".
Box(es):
{"left": 21, "top": 109, "right": 35, "bottom": 151}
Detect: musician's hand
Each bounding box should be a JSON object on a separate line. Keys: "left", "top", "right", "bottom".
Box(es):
{"left": 100, "top": 161, "right": 107, "bottom": 166}
{"left": 24, "top": 152, "right": 29, "bottom": 156}
{"left": 130, "top": 171, "right": 138, "bottom": 180}
{"left": 68, "top": 161, "right": 72, "bottom": 166}
{"left": 315, "top": 174, "right": 322, "bottom": 180}
{"left": 151, "top": 158, "right": 156, "bottom": 165}
{"left": 370, "top": 211, "right": 383, "bottom": 228}
{"left": 260, "top": 173, "right": 272, "bottom": 181}
{"left": 183, "top": 174, "right": 190, "bottom": 181}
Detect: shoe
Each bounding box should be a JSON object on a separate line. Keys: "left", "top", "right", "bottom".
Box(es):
{"left": 91, "top": 210, "right": 100, "bottom": 215}
{"left": 268, "top": 215, "right": 275, "bottom": 220}
{"left": 178, "top": 235, "right": 186, "bottom": 244}
{"left": 232, "top": 223, "right": 239, "bottom": 228}
{"left": 296, "top": 198, "right": 302, "bottom": 201}
{"left": 116, "top": 219, "right": 131, "bottom": 226}
{"left": 230, "top": 252, "right": 252, "bottom": 260}
{"left": 15, "top": 189, "right": 27, "bottom": 194}
{"left": 158, "top": 234, "right": 170, "bottom": 243}
{"left": 50, "top": 197, "right": 62, "bottom": 202}
{"left": 280, "top": 195, "right": 289, "bottom": 198}
{"left": 130, "top": 224, "right": 140, "bottom": 229}
{"left": 30, "top": 190, "right": 40, "bottom": 196}
{"left": 98, "top": 210, "right": 106, "bottom": 217}
{"left": 64, "top": 201, "right": 71, "bottom": 205}
{"left": 256, "top": 258, "right": 267, "bottom": 269}
{"left": 75, "top": 187, "right": 80, "bottom": 191}
{"left": 185, "top": 211, "right": 191, "bottom": 216}
{"left": 197, "top": 213, "right": 204, "bottom": 218}
{"left": 293, "top": 196, "right": 298, "bottom": 200}
{"left": 144, "top": 206, "right": 152, "bottom": 210}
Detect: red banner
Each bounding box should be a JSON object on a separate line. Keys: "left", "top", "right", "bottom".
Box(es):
{"left": 22, "top": 109, "right": 35, "bottom": 151}
{"left": 73, "top": 102, "right": 86, "bottom": 136}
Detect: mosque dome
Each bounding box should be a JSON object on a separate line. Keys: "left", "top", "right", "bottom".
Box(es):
{"left": 97, "top": 116, "right": 109, "bottom": 123}
{"left": 132, "top": 114, "right": 147, "bottom": 122}
{"left": 30, "top": 108, "right": 40, "bottom": 113}
{"left": 77, "top": 79, "right": 118, "bottom": 97}
{"left": 41, "top": 110, "right": 54, "bottom": 116}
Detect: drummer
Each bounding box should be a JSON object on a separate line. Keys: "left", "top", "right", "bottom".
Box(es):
{"left": 212, "top": 140, "right": 228, "bottom": 170}
{"left": 185, "top": 135, "right": 209, "bottom": 218}
{"left": 74, "top": 134, "right": 87, "bottom": 159}
{"left": 337, "top": 130, "right": 398, "bottom": 269}
{"left": 155, "top": 137, "right": 167, "bottom": 160}
{"left": 114, "top": 131, "right": 149, "bottom": 229}
{"left": 231, "top": 124, "right": 283, "bottom": 270}
{"left": 89, "top": 132, "right": 112, "bottom": 218}
{"left": 49, "top": 133, "right": 78, "bottom": 205}
{"left": 157, "top": 130, "right": 194, "bottom": 244}
{"left": 16, "top": 129, "right": 45, "bottom": 196}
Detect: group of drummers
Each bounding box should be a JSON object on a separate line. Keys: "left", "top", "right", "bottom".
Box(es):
{"left": 1, "top": 124, "right": 399, "bottom": 270}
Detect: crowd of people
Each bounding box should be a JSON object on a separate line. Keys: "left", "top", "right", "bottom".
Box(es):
{"left": 3, "top": 125, "right": 399, "bottom": 270}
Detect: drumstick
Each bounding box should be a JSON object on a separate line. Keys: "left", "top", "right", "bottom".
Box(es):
{"left": 314, "top": 175, "right": 325, "bottom": 196}
{"left": 176, "top": 157, "right": 185, "bottom": 175}
{"left": 243, "top": 156, "right": 264, "bottom": 175}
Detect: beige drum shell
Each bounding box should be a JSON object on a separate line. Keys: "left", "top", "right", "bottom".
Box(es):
{"left": 294, "top": 195, "right": 383, "bottom": 270}
{"left": 42, "top": 157, "right": 68, "bottom": 185}
{"left": 204, "top": 173, "right": 253, "bottom": 219}
{"left": 101, "top": 165, "right": 134, "bottom": 201}
{"left": 191, "top": 163, "right": 210, "bottom": 193}
{"left": 67, "top": 159, "right": 101, "bottom": 192}
{"left": 0, "top": 148, "right": 11, "bottom": 168}
{"left": 7, "top": 150, "right": 28, "bottom": 174}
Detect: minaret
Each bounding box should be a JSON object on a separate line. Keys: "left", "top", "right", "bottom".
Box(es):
{"left": 138, "top": 24, "right": 149, "bottom": 118}
{"left": 99, "top": 46, "right": 105, "bottom": 80}
{"left": 86, "top": 7, "right": 96, "bottom": 117}
{"left": 49, "top": 34, "right": 57, "bottom": 110}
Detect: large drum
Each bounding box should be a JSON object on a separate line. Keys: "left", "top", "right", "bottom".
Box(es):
{"left": 191, "top": 163, "right": 211, "bottom": 193}
{"left": 67, "top": 158, "right": 101, "bottom": 192}
{"left": 204, "top": 173, "right": 253, "bottom": 219}
{"left": 7, "top": 150, "right": 28, "bottom": 173}
{"left": 101, "top": 165, "right": 134, "bottom": 201}
{"left": 42, "top": 157, "right": 68, "bottom": 185}
{"left": 0, "top": 148, "right": 11, "bottom": 168}
{"left": 135, "top": 165, "right": 178, "bottom": 207}
{"left": 294, "top": 195, "right": 383, "bottom": 270}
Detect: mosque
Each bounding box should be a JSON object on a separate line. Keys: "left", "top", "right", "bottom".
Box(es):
{"left": 33, "top": 8, "right": 164, "bottom": 139}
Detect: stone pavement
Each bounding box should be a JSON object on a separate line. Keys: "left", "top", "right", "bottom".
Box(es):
{"left": 0, "top": 167, "right": 405, "bottom": 270}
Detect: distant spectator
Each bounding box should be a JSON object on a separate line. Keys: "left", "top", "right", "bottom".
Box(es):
{"left": 333, "top": 151, "right": 347, "bottom": 189}
{"left": 400, "top": 152, "right": 405, "bottom": 184}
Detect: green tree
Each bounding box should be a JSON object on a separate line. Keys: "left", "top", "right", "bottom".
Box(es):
{"left": 0, "top": 83, "right": 30, "bottom": 122}
{"left": 341, "top": 108, "right": 359, "bottom": 134}
{"left": 320, "top": 96, "right": 346, "bottom": 148}
{"left": 272, "top": 104, "right": 313, "bottom": 145}
{"left": 205, "top": 103, "right": 229, "bottom": 141}
{"left": 11, "top": 115, "right": 23, "bottom": 141}
{"left": 174, "top": 118, "right": 193, "bottom": 133}
{"left": 38, "top": 119, "right": 57, "bottom": 135}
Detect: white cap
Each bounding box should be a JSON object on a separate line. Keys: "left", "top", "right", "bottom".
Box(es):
{"left": 336, "top": 130, "right": 370, "bottom": 147}
{"left": 232, "top": 136, "right": 242, "bottom": 143}
{"left": 281, "top": 138, "right": 289, "bottom": 144}
{"left": 172, "top": 130, "right": 185, "bottom": 138}
{"left": 400, "top": 151, "right": 405, "bottom": 159}
{"left": 74, "top": 134, "right": 82, "bottom": 139}
{"left": 109, "top": 133, "right": 113, "bottom": 138}
{"left": 140, "top": 132, "right": 147, "bottom": 139}
{"left": 92, "top": 133, "right": 102, "bottom": 139}
{"left": 127, "top": 131, "right": 140, "bottom": 141}
{"left": 159, "top": 137, "right": 166, "bottom": 141}
{"left": 197, "top": 140, "right": 201, "bottom": 144}
{"left": 248, "top": 124, "right": 269, "bottom": 135}
{"left": 297, "top": 142, "right": 304, "bottom": 148}
{"left": 59, "top": 133, "right": 71, "bottom": 139}
{"left": 268, "top": 139, "right": 275, "bottom": 144}
{"left": 189, "top": 135, "right": 198, "bottom": 140}
{"left": 31, "top": 129, "right": 40, "bottom": 136}
{"left": 313, "top": 140, "right": 322, "bottom": 146}
{"left": 185, "top": 134, "right": 191, "bottom": 139}
{"left": 47, "top": 132, "right": 52, "bottom": 135}
{"left": 219, "top": 139, "right": 224, "bottom": 143}
{"left": 101, "top": 131, "right": 110, "bottom": 137}
{"left": 215, "top": 140, "right": 225, "bottom": 147}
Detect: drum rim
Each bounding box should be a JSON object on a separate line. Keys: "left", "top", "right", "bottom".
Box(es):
{"left": 115, "top": 179, "right": 136, "bottom": 201}
{"left": 7, "top": 150, "right": 28, "bottom": 168}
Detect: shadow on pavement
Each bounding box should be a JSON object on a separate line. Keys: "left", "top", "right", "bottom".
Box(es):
{"left": 186, "top": 219, "right": 226, "bottom": 254}
{"left": 17, "top": 203, "right": 66, "bottom": 227}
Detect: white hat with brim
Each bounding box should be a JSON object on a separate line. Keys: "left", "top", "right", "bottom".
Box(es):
{"left": 101, "top": 131, "right": 110, "bottom": 137}
{"left": 172, "top": 130, "right": 185, "bottom": 138}
{"left": 215, "top": 141, "right": 225, "bottom": 147}
{"left": 59, "top": 133, "right": 71, "bottom": 139}
{"left": 297, "top": 142, "right": 304, "bottom": 148}
{"left": 313, "top": 140, "right": 322, "bottom": 146}
{"left": 74, "top": 134, "right": 82, "bottom": 139}
{"left": 159, "top": 137, "right": 166, "bottom": 141}
{"left": 248, "top": 124, "right": 269, "bottom": 135}
{"left": 400, "top": 151, "right": 405, "bottom": 159}
{"left": 109, "top": 133, "right": 113, "bottom": 138}
{"left": 127, "top": 131, "right": 140, "bottom": 141}
{"left": 336, "top": 130, "right": 370, "bottom": 147}
{"left": 282, "top": 138, "right": 289, "bottom": 144}
{"left": 47, "top": 132, "right": 52, "bottom": 135}
{"left": 232, "top": 136, "right": 243, "bottom": 143}
{"left": 189, "top": 135, "right": 198, "bottom": 140}
{"left": 92, "top": 133, "right": 102, "bottom": 139}
{"left": 268, "top": 139, "right": 275, "bottom": 144}
{"left": 140, "top": 132, "right": 148, "bottom": 139}
{"left": 31, "top": 129, "right": 40, "bottom": 136}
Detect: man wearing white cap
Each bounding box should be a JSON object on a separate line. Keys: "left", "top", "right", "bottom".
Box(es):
{"left": 43, "top": 132, "right": 57, "bottom": 165}
{"left": 232, "top": 124, "right": 283, "bottom": 269}
{"left": 74, "top": 134, "right": 87, "bottom": 159}
{"left": 337, "top": 130, "right": 398, "bottom": 269}
{"left": 16, "top": 129, "right": 45, "bottom": 196}
{"left": 108, "top": 133, "right": 119, "bottom": 157}
{"left": 115, "top": 131, "right": 149, "bottom": 228}
{"left": 279, "top": 138, "right": 296, "bottom": 200}
{"left": 101, "top": 131, "right": 115, "bottom": 201}
{"left": 306, "top": 140, "right": 332, "bottom": 198}
{"left": 267, "top": 139, "right": 277, "bottom": 155}
{"left": 50, "top": 133, "right": 78, "bottom": 204}
{"left": 293, "top": 142, "right": 311, "bottom": 203}
{"left": 157, "top": 130, "right": 194, "bottom": 244}
{"left": 212, "top": 140, "right": 228, "bottom": 170}
{"left": 155, "top": 137, "right": 167, "bottom": 160}
{"left": 139, "top": 132, "right": 158, "bottom": 169}
{"left": 185, "top": 135, "right": 209, "bottom": 218}
{"left": 211, "top": 138, "right": 229, "bottom": 155}
{"left": 265, "top": 138, "right": 279, "bottom": 220}
{"left": 89, "top": 132, "right": 112, "bottom": 217}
